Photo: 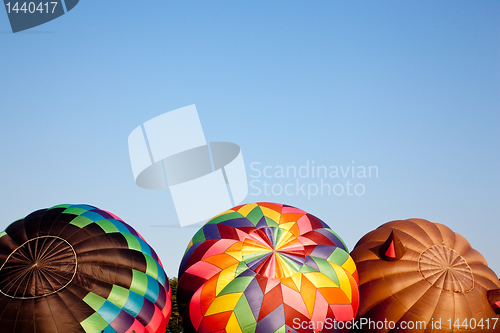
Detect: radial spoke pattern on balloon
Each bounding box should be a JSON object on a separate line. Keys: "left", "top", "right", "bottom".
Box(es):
{"left": 0, "top": 236, "right": 77, "bottom": 299}
{"left": 0, "top": 204, "right": 171, "bottom": 333}
{"left": 178, "top": 202, "right": 359, "bottom": 333}
{"left": 419, "top": 245, "right": 474, "bottom": 293}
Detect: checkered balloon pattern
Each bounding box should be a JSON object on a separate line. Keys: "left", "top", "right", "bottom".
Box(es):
{"left": 178, "top": 202, "right": 359, "bottom": 333}
{"left": 0, "top": 204, "right": 171, "bottom": 333}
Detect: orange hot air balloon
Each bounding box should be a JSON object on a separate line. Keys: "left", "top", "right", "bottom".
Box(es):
{"left": 350, "top": 218, "right": 500, "bottom": 333}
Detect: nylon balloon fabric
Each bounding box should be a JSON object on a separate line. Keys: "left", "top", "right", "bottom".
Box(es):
{"left": 0, "top": 204, "right": 171, "bottom": 333}
{"left": 350, "top": 218, "right": 500, "bottom": 333}
{"left": 178, "top": 202, "right": 359, "bottom": 333}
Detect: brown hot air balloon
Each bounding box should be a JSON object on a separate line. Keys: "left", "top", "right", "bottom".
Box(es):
{"left": 350, "top": 218, "right": 500, "bottom": 333}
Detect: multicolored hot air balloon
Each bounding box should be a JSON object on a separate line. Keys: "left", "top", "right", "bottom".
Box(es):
{"left": 177, "top": 202, "right": 359, "bottom": 333}
{"left": 351, "top": 218, "right": 500, "bottom": 333}
{"left": 0, "top": 204, "right": 171, "bottom": 333}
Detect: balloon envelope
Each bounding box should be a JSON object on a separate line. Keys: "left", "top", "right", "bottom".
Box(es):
{"left": 0, "top": 204, "right": 171, "bottom": 333}
{"left": 351, "top": 218, "right": 500, "bottom": 333}
{"left": 178, "top": 202, "right": 359, "bottom": 333}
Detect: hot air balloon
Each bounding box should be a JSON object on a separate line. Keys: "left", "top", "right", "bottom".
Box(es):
{"left": 177, "top": 202, "right": 359, "bottom": 333}
{"left": 0, "top": 204, "right": 171, "bottom": 333}
{"left": 350, "top": 218, "right": 500, "bottom": 333}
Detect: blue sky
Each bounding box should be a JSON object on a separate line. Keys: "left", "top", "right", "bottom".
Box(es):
{"left": 1, "top": 1, "right": 499, "bottom": 278}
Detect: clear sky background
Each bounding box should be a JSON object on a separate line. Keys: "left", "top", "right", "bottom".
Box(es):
{"left": 1, "top": 1, "right": 499, "bottom": 279}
